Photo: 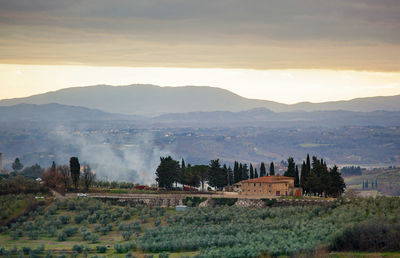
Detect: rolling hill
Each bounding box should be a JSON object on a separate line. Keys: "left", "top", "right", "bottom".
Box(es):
{"left": 1, "top": 84, "right": 400, "bottom": 116}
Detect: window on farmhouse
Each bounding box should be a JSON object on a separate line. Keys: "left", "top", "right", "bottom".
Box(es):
{"left": 259, "top": 183, "right": 261, "bottom": 186}
{"left": 254, "top": 183, "right": 256, "bottom": 186}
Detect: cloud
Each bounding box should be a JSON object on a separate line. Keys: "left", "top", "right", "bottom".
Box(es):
{"left": 0, "top": 0, "right": 399, "bottom": 70}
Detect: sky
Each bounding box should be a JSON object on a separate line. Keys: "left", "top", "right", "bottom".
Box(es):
{"left": 1, "top": 0, "right": 400, "bottom": 103}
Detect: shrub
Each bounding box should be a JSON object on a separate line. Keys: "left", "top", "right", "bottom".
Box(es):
{"left": 96, "top": 246, "right": 107, "bottom": 253}
{"left": 122, "top": 230, "right": 132, "bottom": 240}
{"left": 114, "top": 242, "right": 135, "bottom": 253}
{"left": 183, "top": 197, "right": 207, "bottom": 207}
{"left": 332, "top": 219, "right": 400, "bottom": 251}
{"left": 159, "top": 252, "right": 169, "bottom": 258}
{"left": 22, "top": 246, "right": 31, "bottom": 255}
{"left": 58, "top": 215, "right": 70, "bottom": 225}
{"left": 57, "top": 231, "right": 67, "bottom": 241}
{"left": 90, "top": 233, "right": 99, "bottom": 243}
{"left": 261, "top": 198, "right": 277, "bottom": 207}
{"left": 211, "top": 198, "right": 237, "bottom": 206}
{"left": 154, "top": 218, "right": 161, "bottom": 227}
{"left": 62, "top": 226, "right": 78, "bottom": 237}
{"left": 10, "top": 229, "right": 22, "bottom": 240}
{"left": 133, "top": 221, "right": 141, "bottom": 234}
{"left": 28, "top": 230, "right": 40, "bottom": 240}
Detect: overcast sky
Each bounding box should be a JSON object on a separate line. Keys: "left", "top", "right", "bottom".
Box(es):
{"left": 1, "top": 0, "right": 400, "bottom": 102}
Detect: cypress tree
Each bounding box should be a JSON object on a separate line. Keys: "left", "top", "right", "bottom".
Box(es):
{"left": 260, "top": 162, "right": 266, "bottom": 177}
{"left": 249, "top": 164, "right": 254, "bottom": 179}
{"left": 239, "top": 163, "right": 243, "bottom": 181}
{"left": 284, "top": 157, "right": 296, "bottom": 178}
{"left": 227, "top": 166, "right": 234, "bottom": 186}
{"left": 300, "top": 161, "right": 308, "bottom": 193}
{"left": 306, "top": 154, "right": 311, "bottom": 173}
{"left": 233, "top": 161, "right": 239, "bottom": 183}
{"left": 70, "top": 157, "right": 80, "bottom": 190}
{"left": 269, "top": 162, "right": 275, "bottom": 176}
{"left": 295, "top": 165, "right": 300, "bottom": 187}
{"left": 254, "top": 168, "right": 258, "bottom": 178}
{"left": 242, "top": 164, "right": 249, "bottom": 180}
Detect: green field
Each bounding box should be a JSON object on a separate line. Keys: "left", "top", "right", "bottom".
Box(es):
{"left": 1, "top": 196, "right": 400, "bottom": 257}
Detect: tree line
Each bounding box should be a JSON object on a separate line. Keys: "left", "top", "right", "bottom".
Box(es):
{"left": 155, "top": 157, "right": 279, "bottom": 191}
{"left": 156, "top": 154, "right": 345, "bottom": 196}
{"left": 41, "top": 157, "right": 95, "bottom": 191}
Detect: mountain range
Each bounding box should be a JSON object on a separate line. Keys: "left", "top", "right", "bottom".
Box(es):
{"left": 1, "top": 103, "right": 400, "bottom": 128}
{"left": 1, "top": 84, "right": 400, "bottom": 116}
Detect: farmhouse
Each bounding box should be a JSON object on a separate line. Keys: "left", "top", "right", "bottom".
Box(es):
{"left": 236, "top": 175, "right": 302, "bottom": 196}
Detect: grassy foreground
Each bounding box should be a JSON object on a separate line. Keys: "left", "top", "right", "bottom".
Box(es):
{"left": 0, "top": 195, "right": 400, "bottom": 257}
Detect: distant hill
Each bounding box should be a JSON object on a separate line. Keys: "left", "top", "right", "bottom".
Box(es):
{"left": 0, "top": 85, "right": 285, "bottom": 116}
{"left": 153, "top": 108, "right": 400, "bottom": 127}
{"left": 0, "top": 103, "right": 133, "bottom": 122}
{"left": 1, "top": 103, "right": 400, "bottom": 128}
{"left": 1, "top": 84, "right": 399, "bottom": 115}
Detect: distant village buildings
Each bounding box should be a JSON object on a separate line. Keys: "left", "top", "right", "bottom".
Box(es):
{"left": 234, "top": 175, "right": 302, "bottom": 197}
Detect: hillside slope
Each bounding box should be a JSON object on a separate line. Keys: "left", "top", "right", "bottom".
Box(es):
{"left": 1, "top": 84, "right": 400, "bottom": 115}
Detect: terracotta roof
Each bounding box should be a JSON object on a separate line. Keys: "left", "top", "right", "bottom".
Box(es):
{"left": 240, "top": 175, "right": 294, "bottom": 184}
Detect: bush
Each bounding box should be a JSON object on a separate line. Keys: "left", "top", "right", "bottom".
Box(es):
{"left": 28, "top": 230, "right": 40, "bottom": 240}
{"left": 58, "top": 215, "right": 70, "bottom": 225}
{"left": 90, "top": 233, "right": 99, "bottom": 243}
{"left": 114, "top": 242, "right": 135, "bottom": 253}
{"left": 62, "top": 226, "right": 78, "bottom": 237}
{"left": 211, "top": 198, "right": 237, "bottom": 206}
{"left": 122, "top": 230, "right": 132, "bottom": 240}
{"left": 261, "top": 198, "right": 277, "bottom": 207}
{"left": 332, "top": 219, "right": 400, "bottom": 251}
{"left": 183, "top": 197, "right": 207, "bottom": 207}
{"left": 159, "top": 252, "right": 169, "bottom": 258}
{"left": 96, "top": 246, "right": 107, "bottom": 253}
{"left": 154, "top": 218, "right": 161, "bottom": 227}
{"left": 22, "top": 246, "right": 31, "bottom": 255}
{"left": 57, "top": 231, "right": 67, "bottom": 241}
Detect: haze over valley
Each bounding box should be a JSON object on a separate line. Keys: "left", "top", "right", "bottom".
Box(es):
{"left": 1, "top": 85, "right": 399, "bottom": 184}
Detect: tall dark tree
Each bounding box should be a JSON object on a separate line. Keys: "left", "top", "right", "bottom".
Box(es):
{"left": 254, "top": 168, "right": 258, "bottom": 178}
{"left": 156, "top": 156, "right": 180, "bottom": 189}
{"left": 249, "top": 164, "right": 254, "bottom": 179}
{"left": 227, "top": 166, "right": 234, "bottom": 186}
{"left": 12, "top": 158, "right": 24, "bottom": 172}
{"left": 294, "top": 165, "right": 300, "bottom": 187}
{"left": 327, "top": 165, "right": 345, "bottom": 197}
{"left": 269, "top": 162, "right": 275, "bottom": 176}
{"left": 208, "top": 159, "right": 227, "bottom": 190}
{"left": 284, "top": 157, "right": 296, "bottom": 178}
{"left": 70, "top": 157, "right": 80, "bottom": 190}
{"left": 179, "top": 158, "right": 187, "bottom": 187}
{"left": 300, "top": 161, "right": 308, "bottom": 193}
{"left": 239, "top": 163, "right": 243, "bottom": 181}
{"left": 306, "top": 154, "right": 311, "bottom": 173}
{"left": 241, "top": 163, "right": 249, "bottom": 180}
{"left": 233, "top": 161, "right": 240, "bottom": 183}
{"left": 260, "top": 162, "right": 266, "bottom": 177}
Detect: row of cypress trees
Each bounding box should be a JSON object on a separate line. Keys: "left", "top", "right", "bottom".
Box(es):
{"left": 284, "top": 154, "right": 346, "bottom": 197}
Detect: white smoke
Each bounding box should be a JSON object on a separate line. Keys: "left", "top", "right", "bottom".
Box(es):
{"left": 51, "top": 123, "right": 176, "bottom": 184}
